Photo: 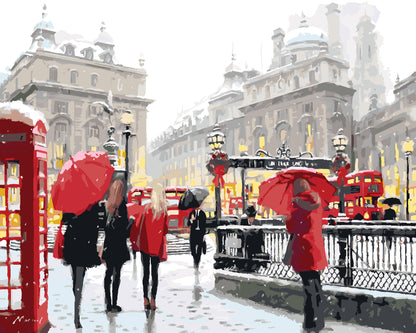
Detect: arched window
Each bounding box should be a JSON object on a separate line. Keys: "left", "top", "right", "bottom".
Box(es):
{"left": 70, "top": 70, "right": 78, "bottom": 84}
{"left": 91, "top": 74, "right": 98, "bottom": 87}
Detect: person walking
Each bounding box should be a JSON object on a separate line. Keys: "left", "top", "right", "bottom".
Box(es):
{"left": 137, "top": 184, "right": 169, "bottom": 311}
{"left": 188, "top": 205, "right": 206, "bottom": 269}
{"left": 383, "top": 204, "right": 397, "bottom": 220}
{"left": 102, "top": 179, "right": 133, "bottom": 313}
{"left": 285, "top": 178, "right": 327, "bottom": 332}
{"left": 62, "top": 203, "right": 102, "bottom": 329}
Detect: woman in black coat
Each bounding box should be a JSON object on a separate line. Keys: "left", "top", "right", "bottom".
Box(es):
{"left": 188, "top": 207, "right": 206, "bottom": 269}
{"left": 62, "top": 202, "right": 102, "bottom": 329}
{"left": 102, "top": 179, "right": 133, "bottom": 313}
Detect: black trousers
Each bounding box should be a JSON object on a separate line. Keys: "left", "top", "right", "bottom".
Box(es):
{"left": 141, "top": 252, "right": 160, "bottom": 300}
{"left": 70, "top": 265, "right": 86, "bottom": 324}
{"left": 104, "top": 262, "right": 123, "bottom": 307}
{"left": 299, "top": 270, "right": 325, "bottom": 331}
{"left": 190, "top": 237, "right": 203, "bottom": 268}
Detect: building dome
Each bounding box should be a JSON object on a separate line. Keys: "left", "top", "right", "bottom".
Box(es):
{"left": 285, "top": 17, "right": 327, "bottom": 51}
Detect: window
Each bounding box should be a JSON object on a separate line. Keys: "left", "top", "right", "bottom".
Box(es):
{"left": 54, "top": 123, "right": 67, "bottom": 140}
{"left": 91, "top": 74, "right": 98, "bottom": 87}
{"left": 70, "top": 70, "right": 78, "bottom": 84}
{"left": 265, "top": 86, "right": 271, "bottom": 98}
{"left": 104, "top": 54, "right": 112, "bottom": 64}
{"left": 294, "top": 76, "right": 299, "bottom": 89}
{"left": 89, "top": 125, "right": 99, "bottom": 138}
{"left": 49, "top": 67, "right": 58, "bottom": 82}
{"left": 54, "top": 101, "right": 68, "bottom": 114}
{"left": 303, "top": 102, "right": 313, "bottom": 114}
{"left": 309, "top": 70, "right": 316, "bottom": 83}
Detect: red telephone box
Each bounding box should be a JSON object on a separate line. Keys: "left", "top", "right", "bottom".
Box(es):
{"left": 0, "top": 104, "right": 49, "bottom": 332}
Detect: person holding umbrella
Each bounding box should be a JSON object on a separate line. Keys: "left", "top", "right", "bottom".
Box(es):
{"left": 382, "top": 198, "right": 401, "bottom": 220}
{"left": 258, "top": 168, "right": 336, "bottom": 332}
{"left": 52, "top": 151, "right": 115, "bottom": 329}
{"left": 178, "top": 187, "right": 210, "bottom": 270}
{"left": 102, "top": 178, "right": 133, "bottom": 313}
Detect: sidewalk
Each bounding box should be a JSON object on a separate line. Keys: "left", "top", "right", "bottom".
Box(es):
{"left": 47, "top": 235, "right": 398, "bottom": 332}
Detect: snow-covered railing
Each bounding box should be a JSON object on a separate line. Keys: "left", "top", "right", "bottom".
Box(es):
{"left": 215, "top": 220, "right": 416, "bottom": 294}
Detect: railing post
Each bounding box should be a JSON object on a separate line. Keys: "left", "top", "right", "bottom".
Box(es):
{"left": 337, "top": 228, "right": 353, "bottom": 286}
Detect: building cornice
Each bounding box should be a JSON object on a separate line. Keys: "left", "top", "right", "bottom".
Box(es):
{"left": 11, "top": 81, "right": 154, "bottom": 107}
{"left": 239, "top": 82, "right": 355, "bottom": 114}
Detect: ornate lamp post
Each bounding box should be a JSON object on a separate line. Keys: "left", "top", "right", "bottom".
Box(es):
{"left": 120, "top": 110, "right": 135, "bottom": 191}
{"left": 331, "top": 129, "right": 350, "bottom": 216}
{"left": 402, "top": 137, "right": 414, "bottom": 220}
{"left": 207, "top": 124, "right": 229, "bottom": 224}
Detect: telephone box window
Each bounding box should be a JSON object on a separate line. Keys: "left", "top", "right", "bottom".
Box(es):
{"left": 0, "top": 162, "right": 4, "bottom": 185}
{"left": 0, "top": 189, "right": 5, "bottom": 210}
{"left": 11, "top": 289, "right": 22, "bottom": 310}
{"left": 7, "top": 161, "right": 19, "bottom": 185}
{"left": 0, "top": 290, "right": 7, "bottom": 309}
{"left": 8, "top": 188, "right": 20, "bottom": 211}
{"left": 9, "top": 213, "right": 20, "bottom": 237}
{"left": 10, "top": 264, "right": 21, "bottom": 286}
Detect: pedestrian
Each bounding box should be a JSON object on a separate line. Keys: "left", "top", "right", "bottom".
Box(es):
{"left": 383, "top": 204, "right": 397, "bottom": 220}
{"left": 240, "top": 205, "right": 261, "bottom": 226}
{"left": 285, "top": 178, "right": 327, "bottom": 332}
{"left": 102, "top": 179, "right": 133, "bottom": 313}
{"left": 188, "top": 204, "right": 207, "bottom": 270}
{"left": 62, "top": 203, "right": 102, "bottom": 329}
{"left": 137, "top": 184, "right": 169, "bottom": 311}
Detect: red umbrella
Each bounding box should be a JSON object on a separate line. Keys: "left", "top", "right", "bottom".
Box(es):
{"left": 258, "top": 167, "right": 336, "bottom": 216}
{"left": 51, "top": 151, "right": 114, "bottom": 215}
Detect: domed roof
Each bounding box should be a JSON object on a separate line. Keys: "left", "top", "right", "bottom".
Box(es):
{"left": 285, "top": 17, "right": 327, "bottom": 50}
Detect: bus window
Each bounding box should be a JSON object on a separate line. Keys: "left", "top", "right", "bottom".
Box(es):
{"left": 346, "top": 201, "right": 354, "bottom": 207}
{"left": 364, "top": 176, "right": 372, "bottom": 183}
{"left": 347, "top": 178, "right": 355, "bottom": 185}
{"left": 355, "top": 176, "right": 361, "bottom": 183}
{"left": 364, "top": 197, "right": 374, "bottom": 207}
{"left": 374, "top": 176, "right": 382, "bottom": 183}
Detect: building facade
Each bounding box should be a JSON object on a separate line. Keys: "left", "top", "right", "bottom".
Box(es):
{"left": 0, "top": 6, "right": 152, "bottom": 188}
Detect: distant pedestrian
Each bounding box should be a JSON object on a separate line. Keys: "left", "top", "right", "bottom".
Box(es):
{"left": 62, "top": 203, "right": 102, "bottom": 329}
{"left": 240, "top": 205, "right": 261, "bottom": 226}
{"left": 102, "top": 179, "right": 133, "bottom": 313}
{"left": 137, "top": 184, "right": 169, "bottom": 311}
{"left": 383, "top": 204, "right": 397, "bottom": 220}
{"left": 188, "top": 205, "right": 207, "bottom": 269}
{"left": 285, "top": 178, "right": 327, "bottom": 332}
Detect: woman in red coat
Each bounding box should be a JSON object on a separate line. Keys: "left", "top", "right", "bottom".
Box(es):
{"left": 138, "top": 184, "right": 168, "bottom": 311}
{"left": 285, "top": 178, "right": 327, "bottom": 332}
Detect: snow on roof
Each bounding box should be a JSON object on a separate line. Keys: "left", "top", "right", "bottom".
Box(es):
{"left": 0, "top": 101, "right": 48, "bottom": 129}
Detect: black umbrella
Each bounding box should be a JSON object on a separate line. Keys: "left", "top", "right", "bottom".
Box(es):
{"left": 178, "top": 187, "right": 209, "bottom": 210}
{"left": 381, "top": 197, "right": 402, "bottom": 206}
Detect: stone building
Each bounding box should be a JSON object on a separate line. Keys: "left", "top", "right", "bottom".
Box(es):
{"left": 354, "top": 73, "right": 416, "bottom": 220}
{"left": 0, "top": 6, "right": 152, "bottom": 187}
{"left": 148, "top": 4, "right": 356, "bottom": 210}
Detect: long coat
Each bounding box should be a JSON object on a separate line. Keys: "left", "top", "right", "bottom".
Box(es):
{"left": 285, "top": 190, "right": 328, "bottom": 272}
{"left": 188, "top": 209, "right": 206, "bottom": 243}
{"left": 63, "top": 203, "right": 102, "bottom": 268}
{"left": 139, "top": 205, "right": 169, "bottom": 257}
{"left": 102, "top": 200, "right": 132, "bottom": 265}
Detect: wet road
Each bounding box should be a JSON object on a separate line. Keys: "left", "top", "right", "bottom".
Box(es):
{"left": 47, "top": 235, "right": 399, "bottom": 332}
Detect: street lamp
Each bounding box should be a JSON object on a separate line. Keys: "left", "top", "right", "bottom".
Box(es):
{"left": 331, "top": 128, "right": 350, "bottom": 216}
{"left": 401, "top": 137, "right": 414, "bottom": 220}
{"left": 207, "top": 124, "right": 226, "bottom": 223}
{"left": 120, "top": 110, "right": 135, "bottom": 191}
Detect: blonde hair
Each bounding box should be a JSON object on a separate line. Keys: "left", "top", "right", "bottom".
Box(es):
{"left": 106, "top": 179, "right": 125, "bottom": 213}
{"left": 150, "top": 183, "right": 167, "bottom": 217}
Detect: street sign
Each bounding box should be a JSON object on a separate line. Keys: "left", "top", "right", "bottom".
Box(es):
{"left": 229, "top": 156, "right": 332, "bottom": 170}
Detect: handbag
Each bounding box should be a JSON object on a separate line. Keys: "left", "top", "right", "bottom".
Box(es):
{"left": 53, "top": 221, "right": 65, "bottom": 259}
{"left": 282, "top": 234, "right": 295, "bottom": 265}
{"left": 159, "top": 235, "right": 168, "bottom": 262}
{"left": 130, "top": 209, "right": 146, "bottom": 252}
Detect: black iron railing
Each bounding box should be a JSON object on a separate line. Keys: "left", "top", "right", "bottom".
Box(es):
{"left": 215, "top": 220, "right": 416, "bottom": 294}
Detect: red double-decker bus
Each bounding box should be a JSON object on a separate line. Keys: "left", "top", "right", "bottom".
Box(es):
{"left": 323, "top": 170, "right": 384, "bottom": 220}
{"left": 128, "top": 186, "right": 193, "bottom": 232}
